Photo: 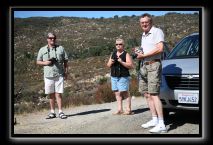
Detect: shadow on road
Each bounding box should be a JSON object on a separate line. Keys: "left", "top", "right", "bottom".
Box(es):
{"left": 132, "top": 108, "right": 149, "bottom": 115}
{"left": 66, "top": 109, "right": 111, "bottom": 117}
{"left": 165, "top": 110, "right": 200, "bottom": 132}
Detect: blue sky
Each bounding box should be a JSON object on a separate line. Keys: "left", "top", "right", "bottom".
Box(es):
{"left": 14, "top": 11, "right": 199, "bottom": 18}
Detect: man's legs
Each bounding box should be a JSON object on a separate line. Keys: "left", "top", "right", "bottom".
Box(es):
{"left": 49, "top": 93, "right": 55, "bottom": 113}
{"left": 151, "top": 94, "right": 164, "bottom": 119}
{"left": 45, "top": 77, "right": 56, "bottom": 114}
{"left": 55, "top": 93, "right": 63, "bottom": 113}
{"left": 45, "top": 76, "right": 67, "bottom": 119}
{"left": 139, "top": 65, "right": 158, "bottom": 127}
{"left": 146, "top": 62, "right": 166, "bottom": 133}
{"left": 55, "top": 93, "right": 67, "bottom": 119}
{"left": 149, "top": 94, "right": 167, "bottom": 133}
{"left": 54, "top": 76, "right": 66, "bottom": 115}
{"left": 145, "top": 93, "right": 157, "bottom": 117}
{"left": 141, "top": 92, "right": 158, "bottom": 128}
{"left": 45, "top": 93, "right": 57, "bottom": 119}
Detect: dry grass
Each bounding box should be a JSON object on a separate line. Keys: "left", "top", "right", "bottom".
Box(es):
{"left": 14, "top": 56, "right": 141, "bottom": 114}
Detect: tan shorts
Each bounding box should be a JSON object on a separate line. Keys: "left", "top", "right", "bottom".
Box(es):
{"left": 138, "top": 61, "right": 162, "bottom": 95}
{"left": 44, "top": 76, "right": 64, "bottom": 94}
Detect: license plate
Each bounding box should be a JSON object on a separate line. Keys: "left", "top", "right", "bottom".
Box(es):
{"left": 178, "top": 93, "right": 199, "bottom": 104}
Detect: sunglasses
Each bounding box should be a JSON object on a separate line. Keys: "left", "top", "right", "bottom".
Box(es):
{"left": 116, "top": 44, "right": 123, "bottom": 46}
{"left": 48, "top": 37, "right": 56, "bottom": 40}
{"left": 141, "top": 21, "right": 150, "bottom": 24}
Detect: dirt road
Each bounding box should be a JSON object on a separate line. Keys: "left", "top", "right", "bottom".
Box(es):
{"left": 14, "top": 97, "right": 199, "bottom": 134}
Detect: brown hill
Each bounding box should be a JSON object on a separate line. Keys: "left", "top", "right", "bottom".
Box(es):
{"left": 13, "top": 12, "right": 199, "bottom": 114}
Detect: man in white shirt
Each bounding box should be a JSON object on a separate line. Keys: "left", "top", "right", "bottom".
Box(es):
{"left": 135, "top": 13, "right": 167, "bottom": 133}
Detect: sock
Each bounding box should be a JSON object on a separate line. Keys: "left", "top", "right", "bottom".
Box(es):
{"left": 152, "top": 116, "right": 158, "bottom": 123}
{"left": 50, "top": 110, "right": 55, "bottom": 113}
{"left": 158, "top": 117, "right": 165, "bottom": 125}
{"left": 59, "top": 110, "right": 63, "bottom": 114}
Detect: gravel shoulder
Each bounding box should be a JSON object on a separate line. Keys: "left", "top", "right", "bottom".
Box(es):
{"left": 14, "top": 97, "right": 199, "bottom": 134}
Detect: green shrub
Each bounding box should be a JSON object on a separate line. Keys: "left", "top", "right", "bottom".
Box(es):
{"left": 97, "top": 76, "right": 108, "bottom": 85}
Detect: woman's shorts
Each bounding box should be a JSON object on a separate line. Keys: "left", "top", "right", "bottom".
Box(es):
{"left": 111, "top": 77, "right": 130, "bottom": 92}
{"left": 44, "top": 76, "right": 64, "bottom": 94}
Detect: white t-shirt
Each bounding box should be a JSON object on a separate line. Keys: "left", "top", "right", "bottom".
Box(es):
{"left": 141, "top": 26, "right": 164, "bottom": 61}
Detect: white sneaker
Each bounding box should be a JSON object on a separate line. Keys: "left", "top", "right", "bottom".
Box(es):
{"left": 141, "top": 120, "right": 158, "bottom": 129}
{"left": 149, "top": 124, "right": 167, "bottom": 133}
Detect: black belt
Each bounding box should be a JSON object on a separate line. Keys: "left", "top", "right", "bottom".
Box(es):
{"left": 144, "top": 59, "right": 161, "bottom": 65}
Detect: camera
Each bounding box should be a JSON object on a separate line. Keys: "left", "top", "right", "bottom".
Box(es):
{"left": 131, "top": 53, "right": 138, "bottom": 59}
{"left": 49, "top": 57, "right": 58, "bottom": 64}
{"left": 131, "top": 47, "right": 143, "bottom": 59}
{"left": 111, "top": 54, "right": 118, "bottom": 62}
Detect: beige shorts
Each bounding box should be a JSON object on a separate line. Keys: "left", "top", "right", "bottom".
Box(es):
{"left": 44, "top": 76, "right": 64, "bottom": 94}
{"left": 138, "top": 61, "right": 162, "bottom": 95}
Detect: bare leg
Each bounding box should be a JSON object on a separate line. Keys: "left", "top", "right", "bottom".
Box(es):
{"left": 49, "top": 93, "right": 55, "bottom": 112}
{"left": 145, "top": 93, "right": 157, "bottom": 117}
{"left": 114, "top": 91, "right": 123, "bottom": 113}
{"left": 148, "top": 94, "right": 166, "bottom": 133}
{"left": 151, "top": 94, "right": 164, "bottom": 119}
{"left": 55, "top": 93, "right": 62, "bottom": 112}
{"left": 121, "top": 91, "right": 131, "bottom": 112}
{"left": 141, "top": 93, "right": 158, "bottom": 128}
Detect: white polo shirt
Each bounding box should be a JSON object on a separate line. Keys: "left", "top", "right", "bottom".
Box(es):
{"left": 141, "top": 26, "right": 164, "bottom": 61}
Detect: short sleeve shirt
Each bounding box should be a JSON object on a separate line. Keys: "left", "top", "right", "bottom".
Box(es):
{"left": 37, "top": 45, "right": 68, "bottom": 78}
{"left": 141, "top": 26, "right": 164, "bottom": 61}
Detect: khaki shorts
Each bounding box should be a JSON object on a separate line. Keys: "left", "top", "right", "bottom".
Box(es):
{"left": 138, "top": 61, "right": 162, "bottom": 95}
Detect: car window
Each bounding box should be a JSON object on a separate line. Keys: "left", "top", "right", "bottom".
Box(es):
{"left": 167, "top": 34, "right": 199, "bottom": 59}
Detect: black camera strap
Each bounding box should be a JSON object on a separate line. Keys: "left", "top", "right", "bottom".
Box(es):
{"left": 47, "top": 48, "right": 50, "bottom": 59}
{"left": 47, "top": 46, "right": 57, "bottom": 60}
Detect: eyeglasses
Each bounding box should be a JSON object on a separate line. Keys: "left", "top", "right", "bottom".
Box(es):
{"left": 116, "top": 44, "right": 123, "bottom": 46}
{"left": 48, "top": 37, "right": 56, "bottom": 40}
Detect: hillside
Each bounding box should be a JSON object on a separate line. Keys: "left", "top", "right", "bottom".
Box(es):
{"left": 13, "top": 12, "right": 199, "bottom": 113}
